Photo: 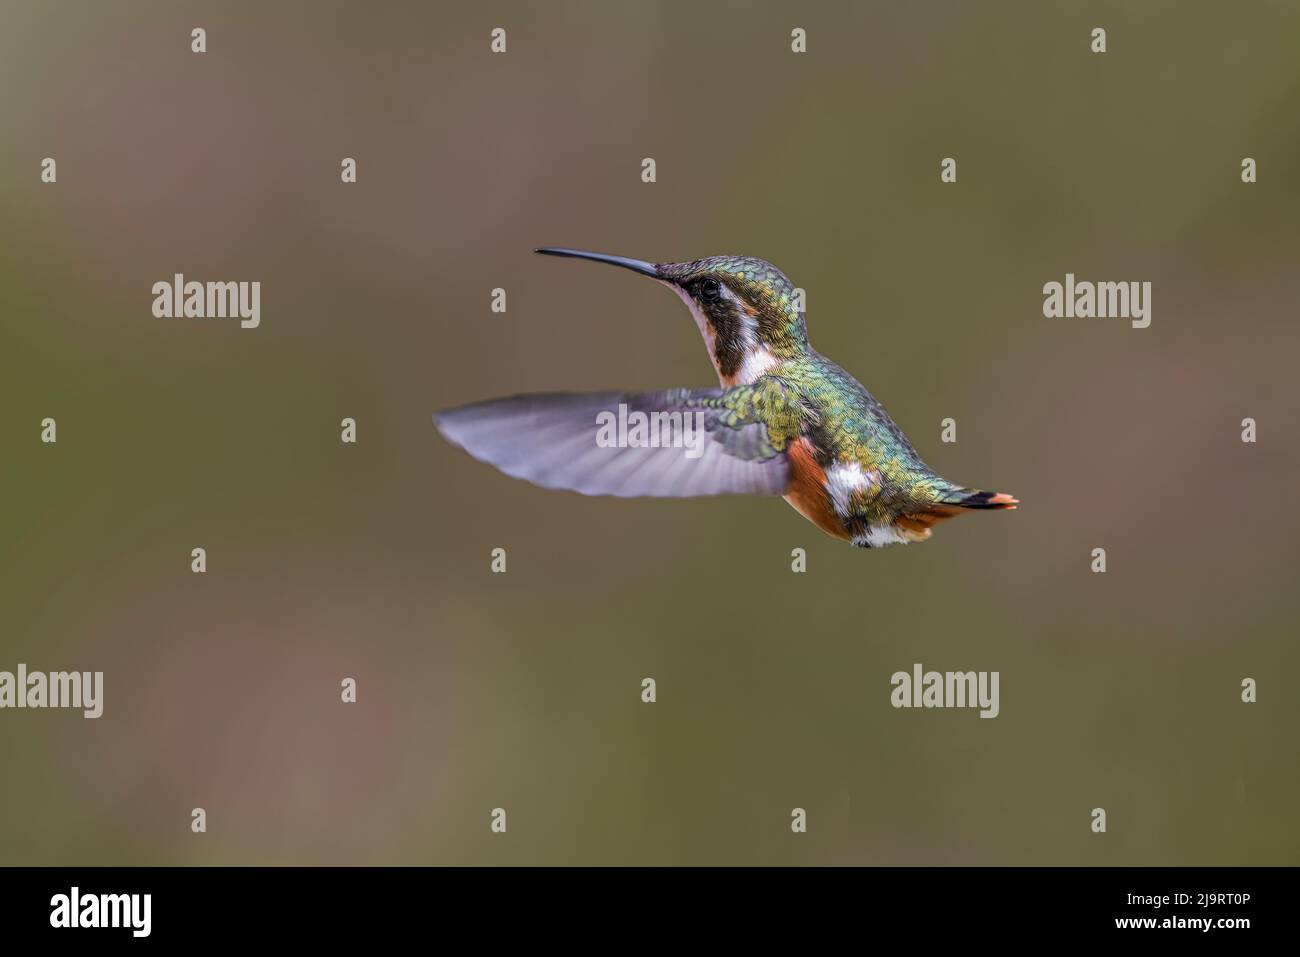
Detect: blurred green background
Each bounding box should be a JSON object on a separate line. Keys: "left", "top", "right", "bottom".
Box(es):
{"left": 2, "top": 0, "right": 1297, "bottom": 865}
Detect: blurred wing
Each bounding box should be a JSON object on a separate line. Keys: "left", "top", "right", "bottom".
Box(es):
{"left": 434, "top": 388, "right": 790, "bottom": 497}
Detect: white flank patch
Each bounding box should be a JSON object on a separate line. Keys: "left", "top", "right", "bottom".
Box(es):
{"left": 825, "top": 461, "right": 879, "bottom": 517}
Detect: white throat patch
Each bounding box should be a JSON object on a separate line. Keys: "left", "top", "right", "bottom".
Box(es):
{"left": 661, "top": 280, "right": 780, "bottom": 387}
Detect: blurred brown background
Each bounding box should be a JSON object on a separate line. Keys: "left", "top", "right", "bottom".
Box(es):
{"left": 1, "top": 0, "right": 1297, "bottom": 865}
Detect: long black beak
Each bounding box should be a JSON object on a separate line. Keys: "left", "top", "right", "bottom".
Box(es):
{"left": 535, "top": 247, "right": 661, "bottom": 279}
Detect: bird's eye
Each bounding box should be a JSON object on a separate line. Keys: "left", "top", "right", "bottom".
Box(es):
{"left": 699, "top": 278, "right": 721, "bottom": 301}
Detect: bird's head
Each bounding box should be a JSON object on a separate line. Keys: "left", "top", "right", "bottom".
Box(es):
{"left": 536, "top": 248, "right": 808, "bottom": 386}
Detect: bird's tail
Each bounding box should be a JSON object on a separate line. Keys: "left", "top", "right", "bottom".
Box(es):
{"left": 937, "top": 487, "right": 1019, "bottom": 510}
{"left": 891, "top": 485, "right": 1018, "bottom": 542}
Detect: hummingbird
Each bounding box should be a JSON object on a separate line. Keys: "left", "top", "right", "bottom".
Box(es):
{"left": 434, "top": 249, "right": 1017, "bottom": 548}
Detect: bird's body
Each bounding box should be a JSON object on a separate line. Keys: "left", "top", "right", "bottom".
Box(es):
{"left": 436, "top": 249, "right": 1016, "bottom": 548}
{"left": 765, "top": 350, "right": 980, "bottom": 546}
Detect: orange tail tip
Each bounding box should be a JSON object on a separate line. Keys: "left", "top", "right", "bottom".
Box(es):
{"left": 945, "top": 488, "right": 1020, "bottom": 510}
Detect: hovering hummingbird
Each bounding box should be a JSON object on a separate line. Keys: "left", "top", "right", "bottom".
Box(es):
{"left": 435, "top": 249, "right": 1017, "bottom": 548}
